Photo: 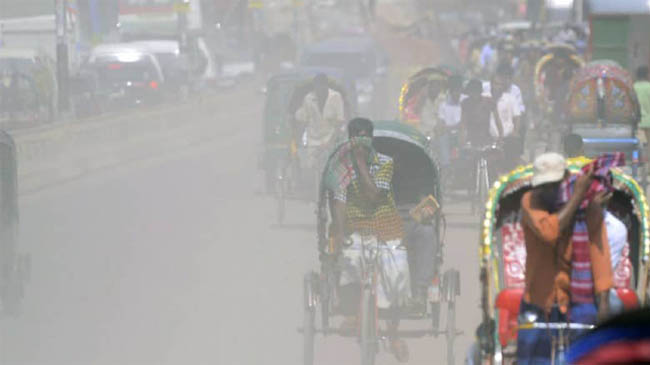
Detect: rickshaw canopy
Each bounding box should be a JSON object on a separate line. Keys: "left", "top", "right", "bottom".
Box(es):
{"left": 481, "top": 158, "right": 649, "bottom": 262}
{"left": 320, "top": 121, "right": 439, "bottom": 206}
{"left": 262, "top": 67, "right": 356, "bottom": 149}
{"left": 567, "top": 60, "right": 640, "bottom": 125}
{"left": 399, "top": 67, "right": 451, "bottom": 124}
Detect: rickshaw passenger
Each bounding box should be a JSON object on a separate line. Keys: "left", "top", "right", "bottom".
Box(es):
{"left": 435, "top": 76, "right": 465, "bottom": 169}
{"left": 398, "top": 189, "right": 438, "bottom": 308}
{"left": 329, "top": 118, "right": 412, "bottom": 362}
{"left": 487, "top": 68, "right": 522, "bottom": 171}
{"left": 418, "top": 79, "right": 445, "bottom": 135}
{"left": 517, "top": 153, "right": 614, "bottom": 364}
{"left": 294, "top": 73, "right": 345, "bottom": 148}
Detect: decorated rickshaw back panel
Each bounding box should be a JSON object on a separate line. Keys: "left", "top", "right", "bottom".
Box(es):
{"left": 567, "top": 61, "right": 639, "bottom": 124}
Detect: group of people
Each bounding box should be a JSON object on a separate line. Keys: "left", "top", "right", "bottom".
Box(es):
{"left": 288, "top": 42, "right": 650, "bottom": 365}
{"left": 411, "top": 61, "right": 526, "bottom": 180}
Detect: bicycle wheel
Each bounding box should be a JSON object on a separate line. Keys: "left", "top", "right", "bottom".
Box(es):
{"left": 360, "top": 287, "right": 377, "bottom": 365}
{"left": 446, "top": 299, "right": 456, "bottom": 365}
{"left": 303, "top": 273, "right": 316, "bottom": 365}
{"left": 471, "top": 158, "right": 483, "bottom": 215}
{"left": 473, "top": 158, "right": 489, "bottom": 216}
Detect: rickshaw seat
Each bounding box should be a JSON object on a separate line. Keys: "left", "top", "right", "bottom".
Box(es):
{"left": 495, "top": 288, "right": 524, "bottom": 347}
{"left": 616, "top": 287, "right": 638, "bottom": 309}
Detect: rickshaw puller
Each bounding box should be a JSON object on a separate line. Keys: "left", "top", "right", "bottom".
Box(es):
{"left": 294, "top": 73, "right": 345, "bottom": 153}
{"left": 328, "top": 118, "right": 414, "bottom": 362}
{"left": 517, "top": 153, "right": 614, "bottom": 364}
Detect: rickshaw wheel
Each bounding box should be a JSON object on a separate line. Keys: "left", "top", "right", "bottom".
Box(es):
{"left": 444, "top": 269, "right": 460, "bottom": 365}
{"left": 360, "top": 287, "right": 377, "bottom": 365}
{"left": 302, "top": 272, "right": 317, "bottom": 365}
{"left": 275, "top": 166, "right": 286, "bottom": 225}
{"left": 446, "top": 300, "right": 456, "bottom": 365}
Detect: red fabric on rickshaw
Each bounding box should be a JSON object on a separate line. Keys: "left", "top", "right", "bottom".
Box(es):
{"left": 616, "top": 288, "right": 639, "bottom": 310}
{"left": 495, "top": 288, "right": 524, "bottom": 347}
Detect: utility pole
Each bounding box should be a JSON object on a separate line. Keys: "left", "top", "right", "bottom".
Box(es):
{"left": 55, "top": 0, "right": 69, "bottom": 114}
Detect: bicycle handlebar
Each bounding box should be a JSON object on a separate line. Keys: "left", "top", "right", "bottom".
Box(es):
{"left": 518, "top": 322, "right": 595, "bottom": 331}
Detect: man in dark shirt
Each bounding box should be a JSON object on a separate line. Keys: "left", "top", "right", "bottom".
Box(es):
{"left": 461, "top": 79, "right": 502, "bottom": 147}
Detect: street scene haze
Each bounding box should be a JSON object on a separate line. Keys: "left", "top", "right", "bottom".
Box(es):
{"left": 1, "top": 0, "right": 650, "bottom": 365}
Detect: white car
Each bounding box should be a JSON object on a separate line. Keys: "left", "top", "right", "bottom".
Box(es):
{"left": 87, "top": 43, "right": 166, "bottom": 110}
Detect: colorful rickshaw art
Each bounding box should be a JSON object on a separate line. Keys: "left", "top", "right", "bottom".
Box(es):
{"left": 398, "top": 67, "right": 451, "bottom": 126}
{"left": 476, "top": 158, "right": 650, "bottom": 363}
{"left": 567, "top": 60, "right": 640, "bottom": 125}
{"left": 565, "top": 60, "right": 646, "bottom": 189}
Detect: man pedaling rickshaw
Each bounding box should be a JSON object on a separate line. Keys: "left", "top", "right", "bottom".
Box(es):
{"left": 294, "top": 73, "right": 345, "bottom": 151}
{"left": 326, "top": 118, "right": 437, "bottom": 363}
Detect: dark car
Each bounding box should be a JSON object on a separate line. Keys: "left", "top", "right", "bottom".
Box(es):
{"left": 87, "top": 43, "right": 166, "bottom": 111}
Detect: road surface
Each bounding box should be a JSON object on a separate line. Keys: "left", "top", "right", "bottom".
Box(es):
{"left": 0, "top": 79, "right": 481, "bottom": 365}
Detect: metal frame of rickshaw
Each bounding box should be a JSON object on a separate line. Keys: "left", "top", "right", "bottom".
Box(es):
{"left": 260, "top": 68, "right": 356, "bottom": 224}
{"left": 300, "top": 121, "right": 460, "bottom": 365}
{"left": 474, "top": 158, "right": 650, "bottom": 364}
{"left": 565, "top": 60, "right": 647, "bottom": 190}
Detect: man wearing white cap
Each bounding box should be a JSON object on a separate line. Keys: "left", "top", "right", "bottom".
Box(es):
{"left": 517, "top": 153, "right": 614, "bottom": 364}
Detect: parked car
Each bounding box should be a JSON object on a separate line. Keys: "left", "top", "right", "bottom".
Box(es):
{"left": 86, "top": 43, "right": 166, "bottom": 111}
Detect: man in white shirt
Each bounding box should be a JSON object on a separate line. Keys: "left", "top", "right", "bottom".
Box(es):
{"left": 605, "top": 211, "right": 628, "bottom": 272}
{"left": 295, "top": 74, "right": 345, "bottom": 147}
{"left": 418, "top": 79, "right": 445, "bottom": 134}
{"left": 436, "top": 76, "right": 465, "bottom": 167}
{"left": 486, "top": 75, "right": 521, "bottom": 139}
{"left": 485, "top": 71, "right": 523, "bottom": 171}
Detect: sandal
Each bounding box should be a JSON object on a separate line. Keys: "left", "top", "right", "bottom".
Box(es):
{"left": 390, "top": 338, "right": 410, "bottom": 363}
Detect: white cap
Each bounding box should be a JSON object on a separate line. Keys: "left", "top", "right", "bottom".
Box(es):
{"left": 532, "top": 153, "right": 566, "bottom": 187}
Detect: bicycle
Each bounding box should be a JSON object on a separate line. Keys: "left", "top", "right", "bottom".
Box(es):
{"left": 518, "top": 321, "right": 595, "bottom": 365}
{"left": 467, "top": 143, "right": 502, "bottom": 215}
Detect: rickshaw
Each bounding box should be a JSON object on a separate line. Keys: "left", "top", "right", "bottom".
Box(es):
{"left": 260, "top": 68, "right": 355, "bottom": 224}
{"left": 0, "top": 131, "right": 28, "bottom": 315}
{"left": 472, "top": 158, "right": 650, "bottom": 364}
{"left": 399, "top": 67, "right": 500, "bottom": 212}
{"left": 533, "top": 43, "right": 584, "bottom": 145}
{"left": 398, "top": 67, "right": 451, "bottom": 127}
{"left": 301, "top": 121, "right": 460, "bottom": 365}
{"left": 566, "top": 60, "right": 646, "bottom": 189}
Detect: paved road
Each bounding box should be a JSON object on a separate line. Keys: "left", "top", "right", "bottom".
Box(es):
{"left": 0, "top": 77, "right": 481, "bottom": 365}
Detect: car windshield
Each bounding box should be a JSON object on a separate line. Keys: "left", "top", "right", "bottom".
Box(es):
{"left": 93, "top": 59, "right": 157, "bottom": 83}
{"left": 302, "top": 52, "right": 374, "bottom": 78}
{"left": 0, "top": 58, "right": 36, "bottom": 75}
